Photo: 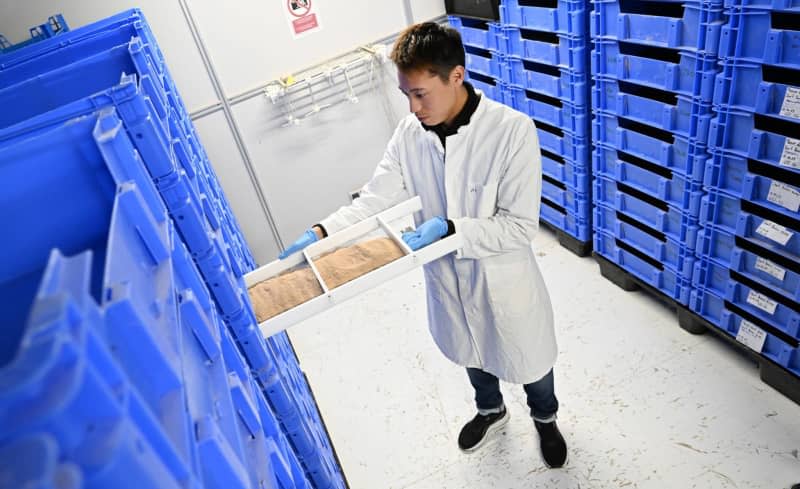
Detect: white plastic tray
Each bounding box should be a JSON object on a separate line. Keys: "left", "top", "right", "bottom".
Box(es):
{"left": 244, "top": 196, "right": 462, "bottom": 338}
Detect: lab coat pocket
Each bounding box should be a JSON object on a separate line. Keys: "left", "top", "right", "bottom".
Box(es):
{"left": 483, "top": 253, "right": 536, "bottom": 320}
{"left": 467, "top": 180, "right": 499, "bottom": 218}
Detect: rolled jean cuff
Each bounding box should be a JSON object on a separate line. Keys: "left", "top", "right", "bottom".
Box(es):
{"left": 477, "top": 405, "right": 505, "bottom": 416}
{"left": 533, "top": 413, "right": 557, "bottom": 423}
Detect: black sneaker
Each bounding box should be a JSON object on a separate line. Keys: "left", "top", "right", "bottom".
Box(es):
{"left": 457, "top": 407, "right": 510, "bottom": 452}
{"left": 534, "top": 420, "right": 567, "bottom": 468}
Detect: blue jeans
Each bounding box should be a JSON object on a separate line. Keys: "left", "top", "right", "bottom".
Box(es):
{"left": 467, "top": 368, "right": 559, "bottom": 422}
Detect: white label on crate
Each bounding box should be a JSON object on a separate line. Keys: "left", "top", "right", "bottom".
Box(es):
{"left": 736, "top": 319, "right": 767, "bottom": 353}
{"left": 780, "top": 138, "right": 800, "bottom": 170}
{"left": 747, "top": 290, "right": 779, "bottom": 315}
{"left": 767, "top": 181, "right": 800, "bottom": 212}
{"left": 755, "top": 257, "right": 787, "bottom": 281}
{"left": 779, "top": 87, "right": 800, "bottom": 121}
{"left": 755, "top": 220, "right": 794, "bottom": 246}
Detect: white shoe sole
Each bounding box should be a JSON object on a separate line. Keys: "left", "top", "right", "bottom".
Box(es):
{"left": 459, "top": 410, "right": 510, "bottom": 453}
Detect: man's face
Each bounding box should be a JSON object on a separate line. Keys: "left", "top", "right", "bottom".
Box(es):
{"left": 398, "top": 66, "right": 464, "bottom": 126}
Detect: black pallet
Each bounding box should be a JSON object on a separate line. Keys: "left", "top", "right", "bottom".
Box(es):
{"left": 595, "top": 253, "right": 800, "bottom": 406}
{"left": 540, "top": 219, "right": 592, "bottom": 257}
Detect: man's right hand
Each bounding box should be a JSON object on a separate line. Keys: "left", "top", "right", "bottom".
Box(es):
{"left": 278, "top": 227, "right": 322, "bottom": 259}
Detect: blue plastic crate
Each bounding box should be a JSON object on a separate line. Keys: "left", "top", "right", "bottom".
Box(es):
{"left": 467, "top": 71, "right": 499, "bottom": 100}
{"left": 592, "top": 77, "right": 714, "bottom": 140}
{"left": 175, "top": 282, "right": 257, "bottom": 488}
{"left": 540, "top": 200, "right": 593, "bottom": 241}
{"left": 280, "top": 410, "right": 324, "bottom": 461}
{"left": 0, "top": 39, "right": 164, "bottom": 129}
{"left": 500, "top": 0, "right": 588, "bottom": 36}
{"left": 0, "top": 64, "right": 249, "bottom": 321}
{"left": 594, "top": 203, "right": 696, "bottom": 276}
{"left": 194, "top": 237, "right": 248, "bottom": 318}
{"left": 536, "top": 122, "right": 590, "bottom": 162}
{"left": 503, "top": 57, "right": 588, "bottom": 103}
{"left": 0, "top": 110, "right": 221, "bottom": 485}
{"left": 703, "top": 149, "right": 748, "bottom": 195}
{"left": 592, "top": 41, "right": 718, "bottom": 101}
{"left": 594, "top": 175, "right": 701, "bottom": 245}
{"left": 542, "top": 155, "right": 591, "bottom": 191}
{"left": 737, "top": 211, "right": 800, "bottom": 261}
{"left": 592, "top": 0, "right": 724, "bottom": 53}
{"left": 0, "top": 14, "right": 70, "bottom": 55}
{"left": 708, "top": 109, "right": 800, "bottom": 170}
{"left": 0, "top": 69, "right": 172, "bottom": 171}
{"left": 713, "top": 61, "right": 800, "bottom": 124}
{"left": 0, "top": 108, "right": 163, "bottom": 362}
{"left": 734, "top": 247, "right": 800, "bottom": 303}
{"left": 0, "top": 434, "right": 84, "bottom": 488}
{"left": 594, "top": 229, "right": 692, "bottom": 303}
{"left": 255, "top": 401, "right": 314, "bottom": 489}
{"left": 695, "top": 224, "right": 736, "bottom": 263}
{"left": 502, "top": 27, "right": 588, "bottom": 71}
{"left": 0, "top": 23, "right": 164, "bottom": 93}
{"left": 727, "top": 281, "right": 800, "bottom": 338}
{"left": 699, "top": 189, "right": 743, "bottom": 233}
{"left": 542, "top": 179, "right": 591, "bottom": 215}
{"left": 502, "top": 84, "right": 589, "bottom": 136}
{"left": 703, "top": 243, "right": 800, "bottom": 303}
{"left": 173, "top": 232, "right": 279, "bottom": 489}
{"left": 723, "top": 0, "right": 800, "bottom": 10}
{"left": 742, "top": 173, "right": 800, "bottom": 220}
{"left": 465, "top": 48, "right": 500, "bottom": 78}
{"left": 593, "top": 144, "right": 705, "bottom": 215}
{"left": 0, "top": 9, "right": 159, "bottom": 70}
{"left": 298, "top": 440, "right": 342, "bottom": 489}
{"left": 690, "top": 288, "right": 800, "bottom": 375}
{"left": 692, "top": 254, "right": 736, "bottom": 296}
{"left": 593, "top": 111, "right": 709, "bottom": 180}
{"left": 0, "top": 70, "right": 228, "bottom": 276}
{"left": 449, "top": 16, "right": 503, "bottom": 51}
{"left": 0, "top": 252, "right": 192, "bottom": 489}
{"left": 719, "top": 9, "right": 800, "bottom": 70}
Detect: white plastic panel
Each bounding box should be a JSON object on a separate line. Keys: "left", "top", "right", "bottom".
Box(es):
{"left": 245, "top": 197, "right": 462, "bottom": 337}
{"left": 411, "top": 0, "right": 447, "bottom": 22}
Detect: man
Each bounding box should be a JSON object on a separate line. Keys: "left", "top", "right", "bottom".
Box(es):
{"left": 279, "top": 22, "right": 567, "bottom": 468}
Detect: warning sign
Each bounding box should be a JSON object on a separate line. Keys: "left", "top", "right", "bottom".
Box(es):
{"left": 285, "top": 0, "right": 321, "bottom": 38}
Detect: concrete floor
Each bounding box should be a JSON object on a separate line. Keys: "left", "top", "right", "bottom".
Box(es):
{"left": 288, "top": 228, "right": 800, "bottom": 489}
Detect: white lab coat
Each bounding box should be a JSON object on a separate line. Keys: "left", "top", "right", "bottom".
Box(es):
{"left": 320, "top": 93, "right": 557, "bottom": 384}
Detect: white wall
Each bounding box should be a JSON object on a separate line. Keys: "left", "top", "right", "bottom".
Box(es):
{"left": 0, "top": 0, "right": 446, "bottom": 265}
{"left": 411, "top": 0, "right": 447, "bottom": 22}
{"left": 188, "top": 0, "right": 412, "bottom": 97}
{"left": 231, "top": 62, "right": 409, "bottom": 243}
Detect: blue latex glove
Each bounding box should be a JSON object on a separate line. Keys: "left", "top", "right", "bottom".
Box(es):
{"left": 279, "top": 229, "right": 319, "bottom": 259}
{"left": 402, "top": 216, "right": 448, "bottom": 251}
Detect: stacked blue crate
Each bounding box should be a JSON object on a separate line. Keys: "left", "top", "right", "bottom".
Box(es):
{"left": 0, "top": 14, "right": 68, "bottom": 54}
{"left": 691, "top": 0, "right": 800, "bottom": 377}
{"left": 591, "top": 0, "right": 726, "bottom": 304}
{"left": 0, "top": 110, "right": 314, "bottom": 488}
{"left": 451, "top": 0, "right": 593, "bottom": 255}
{"left": 448, "top": 16, "right": 505, "bottom": 101}
{"left": 0, "top": 9, "right": 345, "bottom": 489}
{"left": 501, "top": 0, "right": 592, "bottom": 253}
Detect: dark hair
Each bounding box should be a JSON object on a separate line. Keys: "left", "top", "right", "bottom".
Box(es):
{"left": 390, "top": 22, "right": 466, "bottom": 81}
